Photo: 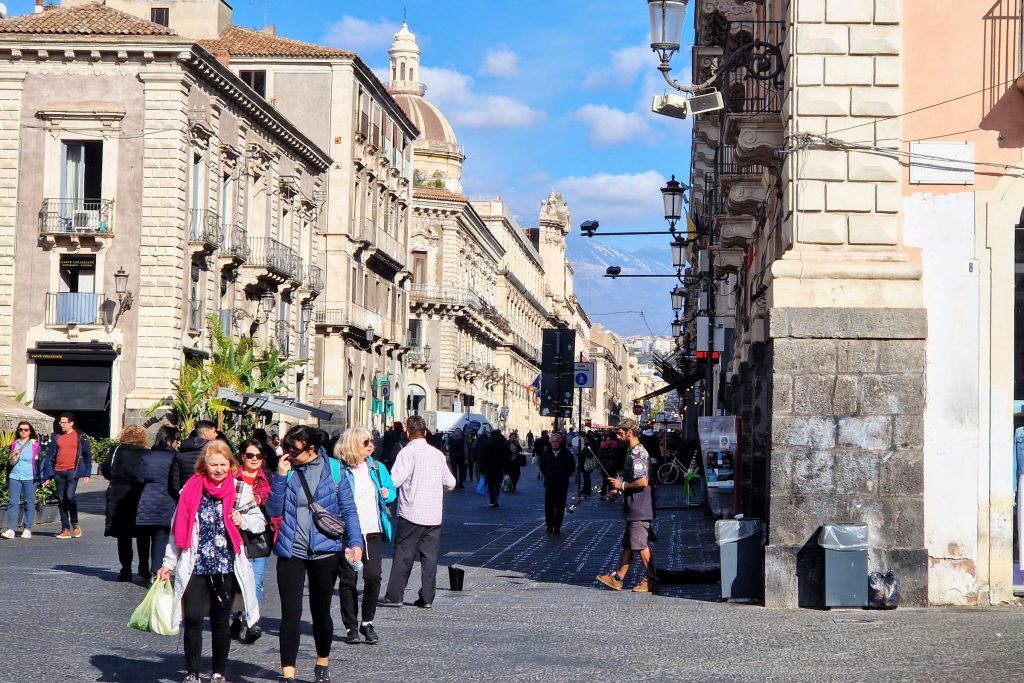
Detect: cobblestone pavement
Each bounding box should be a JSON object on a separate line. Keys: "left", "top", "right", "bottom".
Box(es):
{"left": 1, "top": 462, "right": 1023, "bottom": 682}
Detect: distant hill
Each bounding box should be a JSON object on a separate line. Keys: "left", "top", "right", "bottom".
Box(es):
{"left": 565, "top": 232, "right": 675, "bottom": 337}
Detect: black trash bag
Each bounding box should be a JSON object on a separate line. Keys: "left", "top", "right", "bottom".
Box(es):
{"left": 867, "top": 570, "right": 900, "bottom": 610}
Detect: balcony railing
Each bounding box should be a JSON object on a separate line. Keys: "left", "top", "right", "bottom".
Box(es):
{"left": 45, "top": 291, "right": 104, "bottom": 326}
{"left": 288, "top": 254, "right": 305, "bottom": 284}
{"left": 247, "top": 237, "right": 295, "bottom": 279}
{"left": 371, "top": 227, "right": 404, "bottom": 266}
{"left": 350, "top": 303, "right": 382, "bottom": 334}
{"left": 189, "top": 208, "right": 221, "bottom": 246}
{"left": 306, "top": 265, "right": 324, "bottom": 293}
{"left": 39, "top": 198, "right": 114, "bottom": 235}
{"left": 409, "top": 284, "right": 480, "bottom": 309}
{"left": 716, "top": 144, "right": 766, "bottom": 177}
{"left": 722, "top": 20, "right": 786, "bottom": 115}
{"left": 314, "top": 306, "right": 349, "bottom": 326}
{"left": 188, "top": 300, "right": 204, "bottom": 333}
{"left": 219, "top": 223, "right": 249, "bottom": 261}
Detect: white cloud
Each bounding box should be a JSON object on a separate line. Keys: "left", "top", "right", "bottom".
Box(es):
{"left": 582, "top": 44, "right": 651, "bottom": 89}
{"left": 479, "top": 48, "right": 519, "bottom": 78}
{"left": 556, "top": 170, "right": 666, "bottom": 224}
{"left": 422, "top": 66, "right": 543, "bottom": 130}
{"left": 321, "top": 16, "right": 399, "bottom": 51}
{"left": 572, "top": 104, "right": 652, "bottom": 147}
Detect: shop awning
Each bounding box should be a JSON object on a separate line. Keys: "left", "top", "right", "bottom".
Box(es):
{"left": 34, "top": 380, "right": 110, "bottom": 411}
{"left": 0, "top": 395, "right": 56, "bottom": 434}
{"left": 216, "top": 388, "right": 334, "bottom": 421}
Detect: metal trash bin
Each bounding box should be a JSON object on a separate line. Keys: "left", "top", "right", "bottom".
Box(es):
{"left": 715, "top": 519, "right": 763, "bottom": 600}
{"left": 819, "top": 524, "right": 868, "bottom": 607}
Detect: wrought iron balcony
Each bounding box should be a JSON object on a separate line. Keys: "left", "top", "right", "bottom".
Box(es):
{"left": 722, "top": 20, "right": 786, "bottom": 115}
{"left": 314, "top": 306, "right": 350, "bottom": 327}
{"left": 246, "top": 237, "right": 295, "bottom": 281}
{"left": 189, "top": 208, "right": 221, "bottom": 251}
{"left": 188, "top": 300, "right": 204, "bottom": 333}
{"left": 305, "top": 264, "right": 324, "bottom": 294}
{"left": 219, "top": 223, "right": 249, "bottom": 264}
{"left": 287, "top": 254, "right": 305, "bottom": 286}
{"left": 45, "top": 291, "right": 105, "bottom": 327}
{"left": 39, "top": 198, "right": 114, "bottom": 238}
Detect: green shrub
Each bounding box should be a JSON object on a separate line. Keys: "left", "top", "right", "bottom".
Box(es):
{"left": 35, "top": 479, "right": 56, "bottom": 505}
{"left": 89, "top": 437, "right": 118, "bottom": 466}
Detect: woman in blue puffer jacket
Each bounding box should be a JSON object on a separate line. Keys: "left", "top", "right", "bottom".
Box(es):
{"left": 334, "top": 427, "right": 396, "bottom": 645}
{"left": 266, "top": 425, "right": 362, "bottom": 683}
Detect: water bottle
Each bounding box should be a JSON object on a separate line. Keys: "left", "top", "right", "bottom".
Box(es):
{"left": 345, "top": 548, "right": 363, "bottom": 572}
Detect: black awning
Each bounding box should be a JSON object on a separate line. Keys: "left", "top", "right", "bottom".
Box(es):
{"left": 28, "top": 342, "right": 117, "bottom": 362}
{"left": 34, "top": 380, "right": 110, "bottom": 411}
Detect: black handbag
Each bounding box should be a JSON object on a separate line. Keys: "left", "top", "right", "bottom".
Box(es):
{"left": 296, "top": 469, "right": 346, "bottom": 540}
{"left": 233, "top": 480, "right": 273, "bottom": 559}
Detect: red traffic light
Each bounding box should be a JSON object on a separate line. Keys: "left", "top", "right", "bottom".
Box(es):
{"left": 695, "top": 351, "right": 720, "bottom": 361}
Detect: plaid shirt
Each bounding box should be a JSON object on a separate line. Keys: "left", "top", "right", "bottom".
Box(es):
{"left": 390, "top": 437, "right": 456, "bottom": 526}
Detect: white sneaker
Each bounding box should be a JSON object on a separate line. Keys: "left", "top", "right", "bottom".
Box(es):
{"left": 0, "top": 529, "right": 14, "bottom": 539}
{"left": 21, "top": 529, "right": 31, "bottom": 539}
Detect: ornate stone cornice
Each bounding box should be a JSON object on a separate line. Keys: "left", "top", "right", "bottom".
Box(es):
{"left": 718, "top": 214, "right": 756, "bottom": 248}
{"left": 697, "top": 0, "right": 760, "bottom": 47}
{"left": 710, "top": 244, "right": 746, "bottom": 274}
{"left": 724, "top": 112, "right": 783, "bottom": 168}
{"left": 721, "top": 176, "right": 766, "bottom": 216}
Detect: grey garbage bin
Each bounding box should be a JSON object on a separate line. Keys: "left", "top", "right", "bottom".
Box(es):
{"left": 715, "top": 519, "right": 763, "bottom": 600}
{"left": 819, "top": 524, "right": 868, "bottom": 608}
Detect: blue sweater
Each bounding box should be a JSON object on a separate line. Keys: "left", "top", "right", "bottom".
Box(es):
{"left": 267, "top": 456, "right": 363, "bottom": 558}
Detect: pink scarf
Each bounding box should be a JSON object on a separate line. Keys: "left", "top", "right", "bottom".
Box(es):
{"left": 172, "top": 474, "right": 242, "bottom": 554}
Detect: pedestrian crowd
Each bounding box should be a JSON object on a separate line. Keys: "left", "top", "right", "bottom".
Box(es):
{"left": 2, "top": 411, "right": 660, "bottom": 682}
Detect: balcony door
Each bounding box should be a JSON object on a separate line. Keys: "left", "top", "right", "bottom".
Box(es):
{"left": 55, "top": 254, "right": 98, "bottom": 325}
{"left": 60, "top": 141, "right": 103, "bottom": 230}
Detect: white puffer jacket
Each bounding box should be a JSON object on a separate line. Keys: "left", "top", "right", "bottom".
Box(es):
{"left": 161, "top": 481, "right": 265, "bottom": 627}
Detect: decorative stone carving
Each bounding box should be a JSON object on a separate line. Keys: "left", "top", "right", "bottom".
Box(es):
{"left": 710, "top": 245, "right": 746, "bottom": 274}
{"left": 697, "top": 0, "right": 760, "bottom": 47}
{"left": 724, "top": 113, "right": 784, "bottom": 168}
{"left": 718, "top": 214, "right": 756, "bottom": 248}
{"left": 722, "top": 176, "right": 766, "bottom": 216}
{"left": 693, "top": 45, "right": 724, "bottom": 84}
{"left": 695, "top": 119, "right": 720, "bottom": 148}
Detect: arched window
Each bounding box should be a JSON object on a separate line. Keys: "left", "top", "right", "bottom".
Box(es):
{"left": 407, "top": 384, "right": 427, "bottom": 415}
{"left": 409, "top": 68, "right": 415, "bottom": 81}
{"left": 401, "top": 62, "right": 407, "bottom": 80}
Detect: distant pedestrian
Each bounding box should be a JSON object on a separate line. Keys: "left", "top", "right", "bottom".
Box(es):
{"left": 170, "top": 421, "right": 217, "bottom": 501}
{"left": 526, "top": 430, "right": 535, "bottom": 450}
{"left": 532, "top": 429, "right": 549, "bottom": 478}
{"left": 102, "top": 424, "right": 150, "bottom": 582}
{"left": 3, "top": 421, "right": 41, "bottom": 539}
{"left": 506, "top": 431, "right": 525, "bottom": 493}
{"left": 447, "top": 428, "right": 467, "bottom": 488}
{"left": 40, "top": 411, "right": 92, "bottom": 539}
{"left": 267, "top": 425, "right": 363, "bottom": 683}
{"left": 136, "top": 425, "right": 179, "bottom": 582}
{"left": 472, "top": 427, "right": 488, "bottom": 482}
{"left": 483, "top": 429, "right": 509, "bottom": 507}
{"left": 538, "top": 432, "right": 575, "bottom": 534}
{"left": 336, "top": 427, "right": 396, "bottom": 645}
{"left": 156, "top": 440, "right": 265, "bottom": 683}
{"left": 380, "top": 422, "right": 405, "bottom": 471}
{"left": 230, "top": 437, "right": 275, "bottom": 644}
{"left": 379, "top": 415, "right": 456, "bottom": 608}
{"left": 596, "top": 418, "right": 658, "bottom": 594}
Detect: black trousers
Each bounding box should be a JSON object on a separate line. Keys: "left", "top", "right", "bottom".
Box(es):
{"left": 337, "top": 533, "right": 383, "bottom": 629}
{"left": 544, "top": 483, "right": 570, "bottom": 531}
{"left": 137, "top": 525, "right": 169, "bottom": 575}
{"left": 486, "top": 471, "right": 503, "bottom": 504}
{"left": 182, "top": 573, "right": 235, "bottom": 677}
{"left": 383, "top": 518, "right": 442, "bottom": 605}
{"left": 451, "top": 458, "right": 467, "bottom": 485}
{"left": 277, "top": 554, "right": 339, "bottom": 668}
{"left": 116, "top": 535, "right": 150, "bottom": 576}
{"left": 579, "top": 469, "right": 593, "bottom": 495}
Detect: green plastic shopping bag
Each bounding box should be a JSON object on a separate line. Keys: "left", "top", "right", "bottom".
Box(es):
{"left": 128, "top": 578, "right": 178, "bottom": 636}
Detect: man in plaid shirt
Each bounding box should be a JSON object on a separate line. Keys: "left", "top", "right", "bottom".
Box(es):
{"left": 379, "top": 415, "right": 456, "bottom": 608}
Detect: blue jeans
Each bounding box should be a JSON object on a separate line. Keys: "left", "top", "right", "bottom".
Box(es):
{"left": 6, "top": 479, "right": 35, "bottom": 530}
{"left": 54, "top": 471, "right": 79, "bottom": 529}
{"left": 251, "top": 556, "right": 268, "bottom": 605}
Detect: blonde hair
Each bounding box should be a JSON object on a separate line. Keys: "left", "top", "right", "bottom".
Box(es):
{"left": 118, "top": 424, "right": 149, "bottom": 447}
{"left": 335, "top": 427, "right": 373, "bottom": 466}
{"left": 195, "top": 439, "right": 238, "bottom": 475}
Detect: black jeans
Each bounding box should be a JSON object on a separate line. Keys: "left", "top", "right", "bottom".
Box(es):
{"left": 544, "top": 483, "right": 570, "bottom": 531}
{"left": 579, "top": 469, "right": 592, "bottom": 495}
{"left": 54, "top": 471, "right": 79, "bottom": 529}
{"left": 277, "top": 554, "right": 339, "bottom": 668}
{"left": 182, "top": 573, "right": 235, "bottom": 677}
{"left": 116, "top": 535, "right": 150, "bottom": 576}
{"left": 383, "top": 518, "right": 442, "bottom": 605}
{"left": 486, "top": 471, "right": 502, "bottom": 504}
{"left": 337, "top": 533, "right": 382, "bottom": 628}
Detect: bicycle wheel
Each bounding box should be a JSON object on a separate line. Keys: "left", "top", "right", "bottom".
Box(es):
{"left": 658, "top": 462, "right": 680, "bottom": 485}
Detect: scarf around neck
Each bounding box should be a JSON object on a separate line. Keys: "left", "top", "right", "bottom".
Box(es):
{"left": 173, "top": 474, "right": 242, "bottom": 554}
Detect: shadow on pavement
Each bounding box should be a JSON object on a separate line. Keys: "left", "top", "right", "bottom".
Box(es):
{"left": 54, "top": 562, "right": 127, "bottom": 583}
{"left": 91, "top": 651, "right": 277, "bottom": 683}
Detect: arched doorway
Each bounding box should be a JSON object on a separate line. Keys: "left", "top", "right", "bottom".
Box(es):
{"left": 407, "top": 384, "right": 427, "bottom": 416}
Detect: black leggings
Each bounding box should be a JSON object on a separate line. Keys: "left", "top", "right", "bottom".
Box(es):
{"left": 117, "top": 535, "right": 150, "bottom": 576}
{"left": 182, "top": 573, "right": 235, "bottom": 677}
{"left": 338, "top": 533, "right": 383, "bottom": 628}
{"left": 277, "top": 554, "right": 339, "bottom": 668}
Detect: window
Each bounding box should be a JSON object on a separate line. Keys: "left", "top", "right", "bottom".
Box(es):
{"left": 150, "top": 7, "right": 169, "bottom": 27}
{"left": 61, "top": 140, "right": 103, "bottom": 203}
{"left": 53, "top": 255, "right": 98, "bottom": 325}
{"left": 239, "top": 70, "right": 267, "bottom": 98}
{"left": 189, "top": 151, "right": 204, "bottom": 239}
{"left": 412, "top": 251, "right": 426, "bottom": 285}
{"left": 409, "top": 319, "right": 422, "bottom": 348}
{"left": 188, "top": 261, "right": 203, "bottom": 332}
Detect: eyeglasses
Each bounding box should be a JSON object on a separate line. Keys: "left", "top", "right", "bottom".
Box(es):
{"left": 17, "top": 428, "right": 30, "bottom": 432}
{"left": 244, "top": 452, "right": 263, "bottom": 460}
{"left": 363, "top": 439, "right": 373, "bottom": 447}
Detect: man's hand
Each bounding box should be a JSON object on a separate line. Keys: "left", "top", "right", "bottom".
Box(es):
{"left": 607, "top": 476, "right": 623, "bottom": 490}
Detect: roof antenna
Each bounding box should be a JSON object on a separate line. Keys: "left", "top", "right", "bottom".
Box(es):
{"left": 403, "top": 5, "right": 407, "bottom": 23}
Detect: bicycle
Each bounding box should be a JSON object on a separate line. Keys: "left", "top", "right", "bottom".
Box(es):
{"left": 657, "top": 456, "right": 686, "bottom": 485}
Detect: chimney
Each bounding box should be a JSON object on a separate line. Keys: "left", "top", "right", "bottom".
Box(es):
{"left": 34, "top": 0, "right": 43, "bottom": 14}
{"left": 214, "top": 49, "right": 230, "bottom": 66}
{"left": 259, "top": 25, "right": 276, "bottom": 36}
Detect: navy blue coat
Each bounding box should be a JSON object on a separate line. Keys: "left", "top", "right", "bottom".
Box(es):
{"left": 136, "top": 449, "right": 176, "bottom": 527}
{"left": 40, "top": 431, "right": 92, "bottom": 480}
{"left": 169, "top": 436, "right": 208, "bottom": 501}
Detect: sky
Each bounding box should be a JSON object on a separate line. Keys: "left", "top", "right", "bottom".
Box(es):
{"left": 10, "top": 0, "right": 698, "bottom": 335}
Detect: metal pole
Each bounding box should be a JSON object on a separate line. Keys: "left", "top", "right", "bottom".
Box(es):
{"left": 705, "top": 254, "right": 715, "bottom": 416}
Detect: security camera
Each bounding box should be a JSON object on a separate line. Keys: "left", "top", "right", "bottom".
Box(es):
{"left": 605, "top": 266, "right": 622, "bottom": 278}
{"left": 580, "top": 220, "right": 599, "bottom": 237}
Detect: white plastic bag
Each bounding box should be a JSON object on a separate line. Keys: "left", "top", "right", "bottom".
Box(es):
{"left": 149, "top": 578, "right": 179, "bottom": 636}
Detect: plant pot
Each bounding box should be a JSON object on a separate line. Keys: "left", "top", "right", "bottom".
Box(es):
{"left": 35, "top": 503, "right": 60, "bottom": 526}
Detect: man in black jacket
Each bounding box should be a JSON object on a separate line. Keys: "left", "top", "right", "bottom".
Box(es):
{"left": 538, "top": 432, "right": 575, "bottom": 534}
{"left": 168, "top": 420, "right": 217, "bottom": 501}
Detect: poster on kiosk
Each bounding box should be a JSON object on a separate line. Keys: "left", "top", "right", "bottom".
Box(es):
{"left": 697, "top": 416, "right": 740, "bottom": 517}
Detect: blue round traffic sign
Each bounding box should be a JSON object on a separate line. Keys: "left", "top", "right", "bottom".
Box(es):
{"left": 575, "top": 373, "right": 588, "bottom": 386}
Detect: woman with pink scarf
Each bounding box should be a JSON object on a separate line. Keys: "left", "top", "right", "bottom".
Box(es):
{"left": 157, "top": 440, "right": 265, "bottom": 683}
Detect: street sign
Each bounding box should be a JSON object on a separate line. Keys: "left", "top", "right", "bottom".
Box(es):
{"left": 573, "top": 361, "right": 595, "bottom": 388}
{"left": 632, "top": 404, "right": 644, "bottom": 416}
{"left": 380, "top": 380, "right": 391, "bottom": 399}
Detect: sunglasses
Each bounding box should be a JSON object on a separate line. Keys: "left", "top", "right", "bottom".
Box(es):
{"left": 363, "top": 439, "right": 373, "bottom": 447}
{"left": 18, "top": 428, "right": 30, "bottom": 432}
{"left": 244, "top": 451, "right": 263, "bottom": 460}
{"left": 283, "top": 446, "right": 307, "bottom": 457}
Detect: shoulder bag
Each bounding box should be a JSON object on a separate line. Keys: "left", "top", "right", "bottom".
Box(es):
{"left": 234, "top": 480, "right": 273, "bottom": 558}
{"left": 295, "top": 468, "right": 346, "bottom": 540}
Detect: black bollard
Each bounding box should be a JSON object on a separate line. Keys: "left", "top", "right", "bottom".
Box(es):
{"left": 448, "top": 565, "right": 465, "bottom": 591}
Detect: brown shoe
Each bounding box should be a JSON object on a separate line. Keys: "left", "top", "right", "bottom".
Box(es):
{"left": 632, "top": 577, "right": 659, "bottom": 594}
{"left": 596, "top": 573, "right": 623, "bottom": 591}
{"left": 72, "top": 526, "right": 83, "bottom": 538}
{"left": 56, "top": 529, "right": 72, "bottom": 539}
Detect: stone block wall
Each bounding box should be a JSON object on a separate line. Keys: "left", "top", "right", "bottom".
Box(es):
{"left": 764, "top": 307, "right": 927, "bottom": 608}
{"left": 0, "top": 75, "right": 23, "bottom": 396}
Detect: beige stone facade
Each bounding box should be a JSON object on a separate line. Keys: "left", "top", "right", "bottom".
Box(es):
{"left": 0, "top": 3, "right": 329, "bottom": 437}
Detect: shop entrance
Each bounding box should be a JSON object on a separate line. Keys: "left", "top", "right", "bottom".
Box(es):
{"left": 30, "top": 343, "right": 115, "bottom": 438}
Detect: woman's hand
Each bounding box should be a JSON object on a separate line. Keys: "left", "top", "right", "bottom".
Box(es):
{"left": 379, "top": 487, "right": 390, "bottom": 500}
{"left": 156, "top": 566, "right": 173, "bottom": 581}
{"left": 347, "top": 546, "right": 363, "bottom": 563}
{"left": 230, "top": 510, "right": 243, "bottom": 527}
{"left": 277, "top": 457, "right": 292, "bottom": 477}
